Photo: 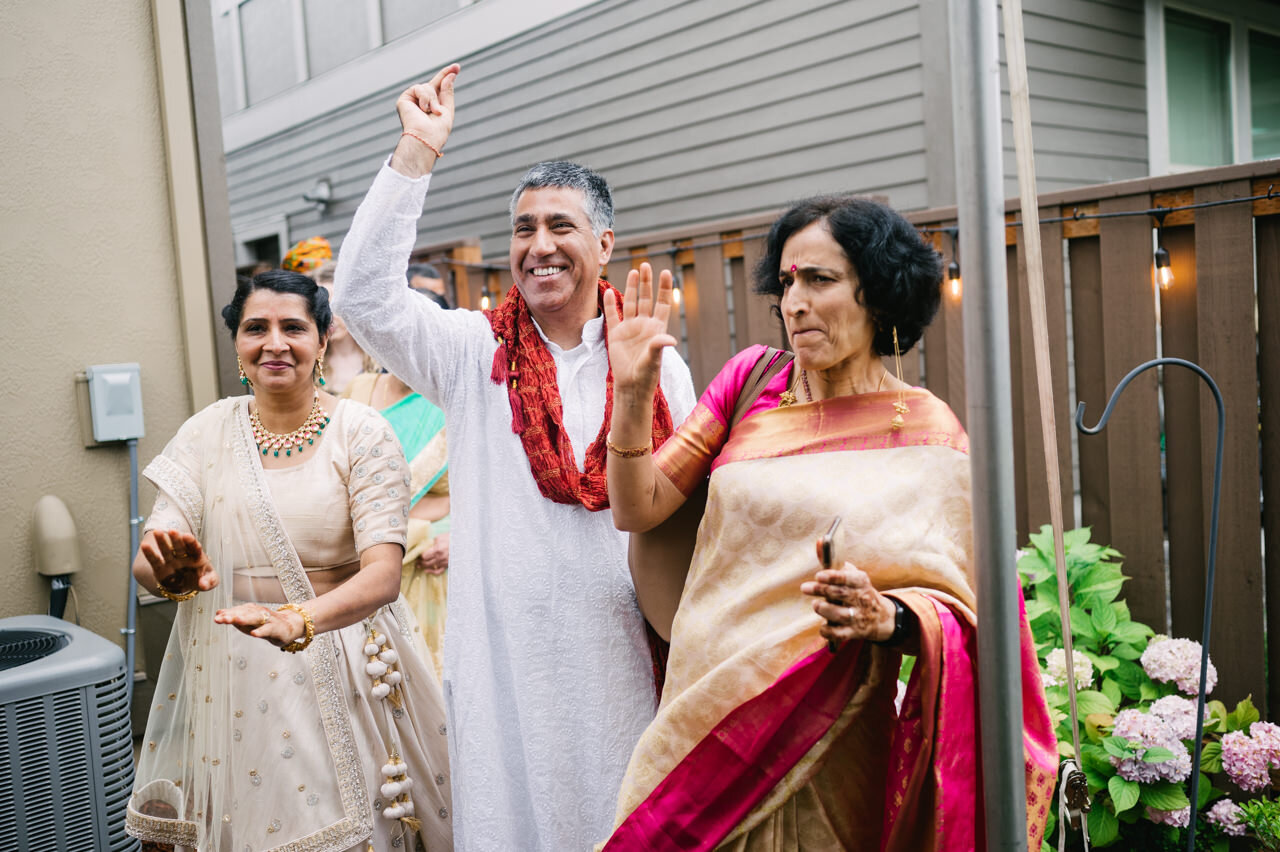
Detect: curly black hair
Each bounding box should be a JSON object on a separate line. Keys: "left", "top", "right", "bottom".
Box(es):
{"left": 221, "top": 268, "right": 334, "bottom": 340}
{"left": 754, "top": 195, "right": 942, "bottom": 356}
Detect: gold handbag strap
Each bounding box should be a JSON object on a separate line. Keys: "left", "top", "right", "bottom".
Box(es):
{"left": 730, "top": 347, "right": 794, "bottom": 429}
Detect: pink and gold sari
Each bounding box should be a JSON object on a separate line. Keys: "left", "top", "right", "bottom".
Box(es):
{"left": 603, "top": 346, "right": 1056, "bottom": 851}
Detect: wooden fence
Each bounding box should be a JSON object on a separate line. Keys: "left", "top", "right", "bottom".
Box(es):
{"left": 422, "top": 160, "right": 1279, "bottom": 715}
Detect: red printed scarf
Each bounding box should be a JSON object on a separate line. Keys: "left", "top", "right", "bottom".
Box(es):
{"left": 487, "top": 279, "right": 674, "bottom": 511}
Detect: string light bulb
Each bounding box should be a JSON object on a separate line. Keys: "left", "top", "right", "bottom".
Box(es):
{"left": 479, "top": 287, "right": 492, "bottom": 310}
{"left": 947, "top": 260, "right": 962, "bottom": 297}
{"left": 1154, "top": 245, "right": 1173, "bottom": 290}
{"left": 670, "top": 280, "right": 682, "bottom": 306}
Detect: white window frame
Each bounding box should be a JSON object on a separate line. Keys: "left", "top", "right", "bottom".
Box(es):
{"left": 232, "top": 215, "right": 290, "bottom": 267}
{"left": 1145, "top": 0, "right": 1280, "bottom": 173}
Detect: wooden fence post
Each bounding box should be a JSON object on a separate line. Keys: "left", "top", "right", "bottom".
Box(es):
{"left": 1195, "top": 180, "right": 1265, "bottom": 714}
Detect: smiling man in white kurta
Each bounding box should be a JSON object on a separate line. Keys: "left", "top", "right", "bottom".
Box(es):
{"left": 333, "top": 64, "right": 696, "bottom": 851}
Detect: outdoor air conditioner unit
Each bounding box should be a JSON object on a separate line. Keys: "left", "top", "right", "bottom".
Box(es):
{"left": 0, "top": 614, "right": 138, "bottom": 852}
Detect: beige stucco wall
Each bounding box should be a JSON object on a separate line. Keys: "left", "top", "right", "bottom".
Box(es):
{"left": 0, "top": 2, "right": 208, "bottom": 651}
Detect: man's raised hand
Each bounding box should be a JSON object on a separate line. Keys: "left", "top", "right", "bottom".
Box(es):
{"left": 391, "top": 63, "right": 460, "bottom": 178}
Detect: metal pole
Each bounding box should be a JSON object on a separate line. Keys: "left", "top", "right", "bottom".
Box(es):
{"left": 125, "top": 438, "right": 141, "bottom": 707}
{"left": 947, "top": 0, "right": 1028, "bottom": 848}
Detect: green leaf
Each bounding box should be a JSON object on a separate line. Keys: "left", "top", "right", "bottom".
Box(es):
{"left": 1024, "top": 597, "right": 1054, "bottom": 621}
{"left": 1087, "top": 804, "right": 1120, "bottom": 846}
{"left": 1139, "top": 681, "right": 1161, "bottom": 701}
{"left": 1108, "top": 775, "right": 1140, "bottom": 813}
{"left": 1091, "top": 604, "right": 1118, "bottom": 636}
{"left": 1227, "top": 696, "right": 1261, "bottom": 731}
{"left": 1141, "top": 746, "right": 1175, "bottom": 764}
{"left": 1206, "top": 700, "right": 1229, "bottom": 733}
{"left": 1075, "top": 690, "right": 1116, "bottom": 716}
{"left": 1102, "top": 735, "right": 1133, "bottom": 759}
{"left": 1100, "top": 678, "right": 1122, "bottom": 708}
{"left": 1083, "top": 650, "right": 1119, "bottom": 673}
{"left": 1139, "top": 781, "right": 1189, "bottom": 811}
{"left": 1110, "top": 642, "right": 1143, "bottom": 661}
{"left": 1199, "top": 741, "right": 1223, "bottom": 773}
{"left": 1070, "top": 606, "right": 1098, "bottom": 643}
{"left": 1064, "top": 526, "right": 1094, "bottom": 550}
{"left": 1111, "top": 660, "right": 1148, "bottom": 699}
{"left": 1195, "top": 772, "right": 1220, "bottom": 808}
{"left": 1110, "top": 621, "right": 1152, "bottom": 645}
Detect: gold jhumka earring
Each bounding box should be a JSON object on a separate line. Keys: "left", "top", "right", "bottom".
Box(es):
{"left": 891, "top": 327, "right": 909, "bottom": 430}
{"left": 238, "top": 356, "right": 251, "bottom": 387}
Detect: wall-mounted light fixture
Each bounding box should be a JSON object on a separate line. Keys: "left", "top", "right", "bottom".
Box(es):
{"left": 302, "top": 177, "right": 333, "bottom": 212}
{"left": 1152, "top": 211, "right": 1173, "bottom": 290}
{"left": 1154, "top": 245, "right": 1173, "bottom": 290}
{"left": 947, "top": 260, "right": 962, "bottom": 298}
{"left": 944, "top": 227, "right": 961, "bottom": 298}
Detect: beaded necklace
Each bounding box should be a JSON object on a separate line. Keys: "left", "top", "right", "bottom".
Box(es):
{"left": 250, "top": 393, "right": 330, "bottom": 457}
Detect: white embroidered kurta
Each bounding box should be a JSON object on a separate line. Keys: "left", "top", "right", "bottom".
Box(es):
{"left": 333, "top": 164, "right": 696, "bottom": 851}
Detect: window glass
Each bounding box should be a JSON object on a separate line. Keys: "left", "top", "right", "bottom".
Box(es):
{"left": 304, "top": 0, "right": 370, "bottom": 77}
{"left": 240, "top": 0, "right": 298, "bottom": 105}
{"left": 382, "top": 0, "right": 458, "bottom": 42}
{"left": 212, "top": 10, "right": 240, "bottom": 116}
{"left": 1165, "top": 9, "right": 1233, "bottom": 167}
{"left": 1251, "top": 29, "right": 1280, "bottom": 159}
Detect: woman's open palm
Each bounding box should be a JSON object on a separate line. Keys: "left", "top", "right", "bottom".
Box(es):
{"left": 606, "top": 263, "right": 678, "bottom": 399}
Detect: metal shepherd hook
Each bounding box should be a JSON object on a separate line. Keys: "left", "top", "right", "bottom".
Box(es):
{"left": 1075, "top": 357, "right": 1224, "bottom": 852}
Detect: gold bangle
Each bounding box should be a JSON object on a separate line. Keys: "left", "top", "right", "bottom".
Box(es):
{"left": 606, "top": 433, "right": 650, "bottom": 458}
{"left": 153, "top": 586, "right": 198, "bottom": 602}
{"left": 277, "top": 603, "right": 315, "bottom": 653}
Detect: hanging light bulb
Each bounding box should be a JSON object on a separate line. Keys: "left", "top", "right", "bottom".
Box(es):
{"left": 947, "top": 260, "right": 962, "bottom": 297}
{"left": 479, "top": 287, "right": 492, "bottom": 310}
{"left": 670, "top": 280, "right": 682, "bottom": 306}
{"left": 1154, "top": 246, "right": 1173, "bottom": 290}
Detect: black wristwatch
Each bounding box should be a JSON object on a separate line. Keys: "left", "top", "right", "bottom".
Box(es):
{"left": 870, "top": 597, "right": 912, "bottom": 647}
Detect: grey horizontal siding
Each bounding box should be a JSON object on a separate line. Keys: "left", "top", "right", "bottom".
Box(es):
{"left": 997, "top": 0, "right": 1148, "bottom": 195}
{"left": 223, "top": 0, "right": 1151, "bottom": 260}
{"left": 224, "top": 0, "right": 931, "bottom": 257}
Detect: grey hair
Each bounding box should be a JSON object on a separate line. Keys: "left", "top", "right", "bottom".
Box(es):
{"left": 508, "top": 161, "right": 614, "bottom": 236}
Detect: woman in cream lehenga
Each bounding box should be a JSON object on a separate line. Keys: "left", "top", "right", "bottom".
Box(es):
{"left": 601, "top": 196, "right": 1056, "bottom": 851}
{"left": 126, "top": 270, "right": 452, "bottom": 852}
{"left": 344, "top": 347, "right": 452, "bottom": 679}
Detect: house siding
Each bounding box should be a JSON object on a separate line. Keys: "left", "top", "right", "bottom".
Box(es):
{"left": 223, "top": 0, "right": 1149, "bottom": 257}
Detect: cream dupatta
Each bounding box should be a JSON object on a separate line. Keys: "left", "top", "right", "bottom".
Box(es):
{"left": 127, "top": 398, "right": 372, "bottom": 851}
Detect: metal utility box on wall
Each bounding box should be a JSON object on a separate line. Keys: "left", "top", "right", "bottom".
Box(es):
{"left": 85, "top": 362, "right": 145, "bottom": 442}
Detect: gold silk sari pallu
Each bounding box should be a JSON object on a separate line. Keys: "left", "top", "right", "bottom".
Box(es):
{"left": 127, "top": 399, "right": 441, "bottom": 852}
{"left": 607, "top": 390, "right": 1055, "bottom": 851}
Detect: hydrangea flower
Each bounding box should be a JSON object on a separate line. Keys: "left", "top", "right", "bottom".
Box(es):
{"left": 1251, "top": 721, "right": 1280, "bottom": 765}
{"left": 1221, "top": 730, "right": 1272, "bottom": 792}
{"left": 1140, "top": 636, "right": 1217, "bottom": 695}
{"left": 1042, "top": 648, "right": 1093, "bottom": 691}
{"left": 1110, "top": 708, "right": 1192, "bottom": 783}
{"left": 1145, "top": 805, "right": 1190, "bottom": 828}
{"left": 1148, "top": 695, "right": 1202, "bottom": 740}
{"left": 1204, "top": 799, "right": 1246, "bottom": 837}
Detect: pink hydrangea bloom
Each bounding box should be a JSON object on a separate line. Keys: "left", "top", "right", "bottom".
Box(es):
{"left": 1140, "top": 636, "right": 1217, "bottom": 695}
{"left": 1145, "top": 805, "right": 1190, "bottom": 827}
{"left": 1222, "top": 730, "right": 1272, "bottom": 792}
{"left": 1250, "top": 721, "right": 1280, "bottom": 766}
{"left": 1205, "top": 799, "right": 1246, "bottom": 837}
{"left": 1148, "top": 695, "right": 1201, "bottom": 740}
{"left": 1110, "top": 708, "right": 1192, "bottom": 783}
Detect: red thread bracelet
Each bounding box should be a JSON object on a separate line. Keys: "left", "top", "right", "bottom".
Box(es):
{"left": 401, "top": 130, "right": 443, "bottom": 159}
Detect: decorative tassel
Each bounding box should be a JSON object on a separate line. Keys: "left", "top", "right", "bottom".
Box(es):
{"left": 401, "top": 816, "right": 422, "bottom": 833}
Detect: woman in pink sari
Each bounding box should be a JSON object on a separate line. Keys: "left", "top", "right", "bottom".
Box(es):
{"left": 601, "top": 196, "right": 1056, "bottom": 851}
